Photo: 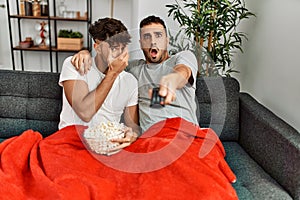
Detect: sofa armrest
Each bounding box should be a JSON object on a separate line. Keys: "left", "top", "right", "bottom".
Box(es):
{"left": 239, "top": 92, "right": 300, "bottom": 199}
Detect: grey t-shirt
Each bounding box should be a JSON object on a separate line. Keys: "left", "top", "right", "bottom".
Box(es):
{"left": 126, "top": 50, "right": 199, "bottom": 132}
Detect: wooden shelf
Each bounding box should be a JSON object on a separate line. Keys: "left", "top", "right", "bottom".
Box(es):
{"left": 7, "top": 0, "right": 92, "bottom": 72}
{"left": 50, "top": 16, "right": 89, "bottom": 22}
{"left": 10, "top": 15, "right": 88, "bottom": 22}
{"left": 13, "top": 46, "right": 88, "bottom": 52}
{"left": 14, "top": 45, "right": 52, "bottom": 51}
{"left": 9, "top": 15, "right": 49, "bottom": 20}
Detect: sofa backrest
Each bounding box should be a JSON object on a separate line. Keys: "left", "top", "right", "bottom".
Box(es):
{"left": 0, "top": 70, "right": 241, "bottom": 142}
{"left": 0, "top": 70, "right": 62, "bottom": 140}
{"left": 195, "top": 77, "right": 240, "bottom": 141}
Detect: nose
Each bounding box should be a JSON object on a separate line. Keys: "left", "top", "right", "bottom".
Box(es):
{"left": 116, "top": 48, "right": 123, "bottom": 57}
{"left": 151, "top": 36, "right": 157, "bottom": 46}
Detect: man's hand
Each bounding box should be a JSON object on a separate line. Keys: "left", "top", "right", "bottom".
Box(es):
{"left": 71, "top": 50, "right": 92, "bottom": 75}
{"left": 106, "top": 47, "right": 129, "bottom": 77}
{"left": 156, "top": 64, "right": 191, "bottom": 104}
{"left": 108, "top": 127, "right": 139, "bottom": 153}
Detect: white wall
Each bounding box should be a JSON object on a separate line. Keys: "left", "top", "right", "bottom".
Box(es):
{"left": 234, "top": 0, "right": 300, "bottom": 132}
{"left": 1, "top": 0, "right": 299, "bottom": 132}
{"left": 0, "top": 0, "right": 11, "bottom": 69}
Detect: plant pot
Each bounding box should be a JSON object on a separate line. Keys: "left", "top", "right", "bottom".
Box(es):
{"left": 57, "top": 37, "right": 83, "bottom": 50}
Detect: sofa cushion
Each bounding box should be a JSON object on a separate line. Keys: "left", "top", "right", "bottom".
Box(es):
{"left": 223, "top": 141, "right": 293, "bottom": 200}
{"left": 196, "top": 77, "right": 240, "bottom": 141}
{"left": 0, "top": 70, "right": 62, "bottom": 138}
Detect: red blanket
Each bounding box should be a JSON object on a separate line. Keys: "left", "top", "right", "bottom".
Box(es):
{"left": 0, "top": 117, "right": 237, "bottom": 200}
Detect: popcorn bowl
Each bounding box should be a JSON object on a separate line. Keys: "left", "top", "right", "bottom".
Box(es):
{"left": 83, "top": 121, "right": 125, "bottom": 156}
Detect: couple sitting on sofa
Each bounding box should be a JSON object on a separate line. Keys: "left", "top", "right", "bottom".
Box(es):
{"left": 60, "top": 15, "right": 199, "bottom": 153}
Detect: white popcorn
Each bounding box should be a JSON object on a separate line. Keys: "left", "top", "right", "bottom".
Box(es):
{"left": 83, "top": 121, "right": 125, "bottom": 155}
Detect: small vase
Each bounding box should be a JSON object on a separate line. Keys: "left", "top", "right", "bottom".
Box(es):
{"left": 57, "top": 0, "right": 66, "bottom": 17}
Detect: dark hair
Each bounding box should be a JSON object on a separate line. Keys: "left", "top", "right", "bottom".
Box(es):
{"left": 139, "top": 15, "right": 167, "bottom": 30}
{"left": 89, "top": 17, "right": 131, "bottom": 45}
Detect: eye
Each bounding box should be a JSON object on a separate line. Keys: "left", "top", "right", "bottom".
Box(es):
{"left": 143, "top": 34, "right": 151, "bottom": 40}
{"left": 155, "top": 32, "right": 163, "bottom": 38}
{"left": 110, "top": 46, "right": 118, "bottom": 52}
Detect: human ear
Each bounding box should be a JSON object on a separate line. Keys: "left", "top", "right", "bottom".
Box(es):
{"left": 94, "top": 43, "right": 101, "bottom": 53}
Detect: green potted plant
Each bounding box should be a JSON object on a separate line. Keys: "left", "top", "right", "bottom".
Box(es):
{"left": 57, "top": 29, "right": 84, "bottom": 50}
{"left": 166, "top": 0, "right": 255, "bottom": 76}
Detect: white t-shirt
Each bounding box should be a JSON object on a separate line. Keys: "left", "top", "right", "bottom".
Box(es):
{"left": 58, "top": 56, "right": 138, "bottom": 129}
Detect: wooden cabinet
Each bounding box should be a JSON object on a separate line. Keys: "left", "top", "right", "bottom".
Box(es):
{"left": 6, "top": 0, "right": 92, "bottom": 72}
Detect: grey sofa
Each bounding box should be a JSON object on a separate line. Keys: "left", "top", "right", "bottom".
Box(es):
{"left": 0, "top": 69, "right": 299, "bottom": 200}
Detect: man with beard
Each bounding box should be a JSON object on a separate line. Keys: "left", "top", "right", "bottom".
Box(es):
{"left": 71, "top": 15, "right": 198, "bottom": 132}
{"left": 59, "top": 18, "right": 140, "bottom": 151}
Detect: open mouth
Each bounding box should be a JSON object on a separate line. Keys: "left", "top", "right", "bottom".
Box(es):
{"left": 150, "top": 48, "right": 158, "bottom": 59}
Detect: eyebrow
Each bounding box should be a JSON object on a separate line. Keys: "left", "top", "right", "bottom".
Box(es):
{"left": 143, "top": 31, "right": 163, "bottom": 37}
{"left": 110, "top": 42, "right": 123, "bottom": 47}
